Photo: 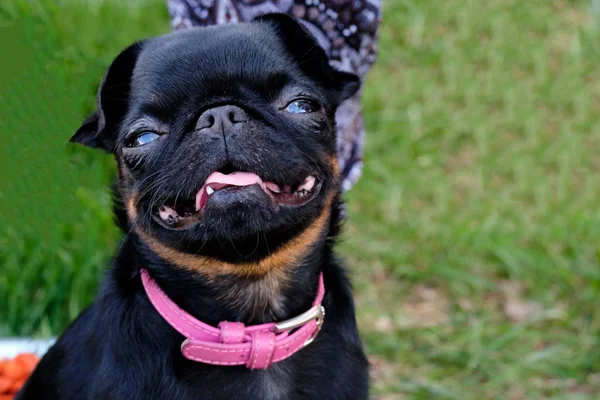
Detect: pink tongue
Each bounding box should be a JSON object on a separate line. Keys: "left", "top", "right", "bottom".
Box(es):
{"left": 196, "top": 172, "right": 263, "bottom": 210}
{"left": 204, "top": 171, "right": 263, "bottom": 187}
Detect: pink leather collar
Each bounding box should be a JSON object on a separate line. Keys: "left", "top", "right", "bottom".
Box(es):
{"left": 140, "top": 269, "right": 325, "bottom": 370}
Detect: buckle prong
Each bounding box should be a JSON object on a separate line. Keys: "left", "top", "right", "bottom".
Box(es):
{"left": 274, "top": 305, "right": 325, "bottom": 348}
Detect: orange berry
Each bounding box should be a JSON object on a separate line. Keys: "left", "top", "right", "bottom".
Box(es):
{"left": 13, "top": 354, "right": 38, "bottom": 374}
{"left": 2, "top": 360, "right": 27, "bottom": 381}
{"left": 9, "top": 377, "right": 27, "bottom": 394}
{"left": 0, "top": 377, "right": 11, "bottom": 393}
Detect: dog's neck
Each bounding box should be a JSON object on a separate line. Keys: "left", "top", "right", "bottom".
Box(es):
{"left": 112, "top": 224, "right": 335, "bottom": 328}
{"left": 110, "top": 192, "right": 342, "bottom": 326}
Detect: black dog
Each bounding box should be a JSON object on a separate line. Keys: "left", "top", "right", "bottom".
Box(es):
{"left": 18, "top": 14, "right": 368, "bottom": 400}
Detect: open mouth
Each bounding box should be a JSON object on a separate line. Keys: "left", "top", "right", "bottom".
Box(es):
{"left": 152, "top": 171, "right": 321, "bottom": 229}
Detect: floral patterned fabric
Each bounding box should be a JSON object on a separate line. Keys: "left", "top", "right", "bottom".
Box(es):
{"left": 168, "top": 0, "right": 382, "bottom": 191}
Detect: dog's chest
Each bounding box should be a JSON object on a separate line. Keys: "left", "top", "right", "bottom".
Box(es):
{"left": 250, "top": 368, "right": 293, "bottom": 400}
{"left": 176, "top": 363, "right": 294, "bottom": 400}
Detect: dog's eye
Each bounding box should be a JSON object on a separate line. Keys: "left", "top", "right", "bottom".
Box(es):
{"left": 128, "top": 132, "right": 160, "bottom": 147}
{"left": 285, "top": 99, "right": 320, "bottom": 114}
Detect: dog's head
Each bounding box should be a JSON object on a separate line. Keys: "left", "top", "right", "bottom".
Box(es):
{"left": 72, "top": 15, "right": 359, "bottom": 276}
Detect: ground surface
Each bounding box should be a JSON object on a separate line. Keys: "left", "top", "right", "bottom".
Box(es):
{"left": 1, "top": 0, "right": 599, "bottom": 398}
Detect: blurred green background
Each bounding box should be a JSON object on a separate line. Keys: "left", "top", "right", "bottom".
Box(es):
{"left": 1, "top": 0, "right": 600, "bottom": 398}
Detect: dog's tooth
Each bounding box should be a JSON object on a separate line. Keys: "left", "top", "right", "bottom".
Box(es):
{"left": 159, "top": 205, "right": 179, "bottom": 222}
{"left": 206, "top": 186, "right": 215, "bottom": 195}
{"left": 297, "top": 175, "right": 316, "bottom": 192}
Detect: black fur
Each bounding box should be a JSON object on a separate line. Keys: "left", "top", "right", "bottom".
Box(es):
{"left": 18, "top": 15, "right": 368, "bottom": 400}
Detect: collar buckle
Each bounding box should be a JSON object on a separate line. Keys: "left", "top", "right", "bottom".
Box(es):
{"left": 274, "top": 305, "right": 325, "bottom": 348}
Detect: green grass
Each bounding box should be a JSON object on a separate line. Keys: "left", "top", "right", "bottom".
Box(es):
{"left": 2, "top": 0, "right": 600, "bottom": 398}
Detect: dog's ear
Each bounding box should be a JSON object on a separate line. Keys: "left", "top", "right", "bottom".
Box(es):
{"left": 256, "top": 13, "right": 360, "bottom": 103}
{"left": 70, "top": 41, "right": 145, "bottom": 152}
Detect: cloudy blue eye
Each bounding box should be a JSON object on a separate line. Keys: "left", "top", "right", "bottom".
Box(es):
{"left": 128, "top": 132, "right": 160, "bottom": 147}
{"left": 285, "top": 99, "right": 320, "bottom": 114}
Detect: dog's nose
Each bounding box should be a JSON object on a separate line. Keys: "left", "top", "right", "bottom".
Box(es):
{"left": 196, "top": 105, "right": 249, "bottom": 133}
